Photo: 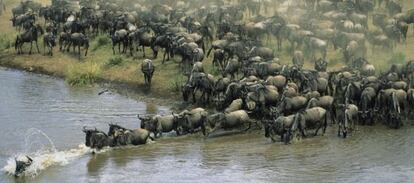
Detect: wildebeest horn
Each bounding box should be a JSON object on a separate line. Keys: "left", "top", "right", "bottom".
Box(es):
{"left": 82, "top": 126, "right": 87, "bottom": 132}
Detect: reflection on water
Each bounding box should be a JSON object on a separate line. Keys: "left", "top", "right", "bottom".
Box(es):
{"left": 1, "top": 67, "right": 414, "bottom": 182}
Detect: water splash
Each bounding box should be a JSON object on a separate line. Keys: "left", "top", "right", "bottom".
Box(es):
{"left": 2, "top": 128, "right": 92, "bottom": 177}
{"left": 24, "top": 128, "right": 57, "bottom": 154}
{"left": 3, "top": 144, "right": 91, "bottom": 178}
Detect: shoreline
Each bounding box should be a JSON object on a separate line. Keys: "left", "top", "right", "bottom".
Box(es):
{"left": 0, "top": 52, "right": 183, "bottom": 108}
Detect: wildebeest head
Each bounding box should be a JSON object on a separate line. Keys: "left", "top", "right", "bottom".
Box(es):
{"left": 82, "top": 126, "right": 96, "bottom": 147}
{"left": 172, "top": 111, "right": 189, "bottom": 134}
{"left": 201, "top": 113, "right": 225, "bottom": 136}
{"left": 263, "top": 120, "right": 274, "bottom": 138}
{"left": 108, "top": 124, "right": 127, "bottom": 136}
{"left": 358, "top": 110, "right": 370, "bottom": 123}
{"left": 315, "top": 58, "right": 328, "bottom": 72}
{"left": 137, "top": 114, "right": 153, "bottom": 129}
{"left": 140, "top": 115, "right": 159, "bottom": 133}
{"left": 14, "top": 155, "right": 33, "bottom": 177}
{"left": 83, "top": 126, "right": 112, "bottom": 149}
{"left": 181, "top": 83, "right": 194, "bottom": 102}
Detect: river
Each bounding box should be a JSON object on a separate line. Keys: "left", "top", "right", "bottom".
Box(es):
{"left": 1, "top": 67, "right": 414, "bottom": 182}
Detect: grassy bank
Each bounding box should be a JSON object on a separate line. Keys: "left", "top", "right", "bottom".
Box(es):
{"left": 1, "top": 0, "right": 414, "bottom": 101}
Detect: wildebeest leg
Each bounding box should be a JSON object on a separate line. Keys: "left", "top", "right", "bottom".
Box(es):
{"left": 122, "top": 41, "right": 126, "bottom": 54}
{"left": 206, "top": 47, "right": 213, "bottom": 57}
{"left": 36, "top": 40, "right": 40, "bottom": 53}
{"left": 283, "top": 131, "right": 291, "bottom": 144}
{"left": 43, "top": 41, "right": 46, "bottom": 55}
{"left": 338, "top": 124, "right": 341, "bottom": 137}
{"left": 118, "top": 43, "right": 121, "bottom": 53}
{"left": 59, "top": 40, "right": 64, "bottom": 51}
{"left": 152, "top": 47, "right": 157, "bottom": 59}
{"left": 199, "top": 91, "right": 205, "bottom": 104}
{"left": 112, "top": 42, "right": 115, "bottom": 54}
{"left": 162, "top": 51, "right": 167, "bottom": 64}
{"left": 84, "top": 46, "right": 88, "bottom": 57}
{"left": 314, "top": 125, "right": 321, "bottom": 136}
{"left": 277, "top": 36, "right": 282, "bottom": 51}
{"left": 322, "top": 49, "right": 327, "bottom": 59}
{"left": 192, "top": 88, "right": 197, "bottom": 104}
{"left": 17, "top": 42, "right": 20, "bottom": 54}
{"left": 29, "top": 42, "right": 33, "bottom": 54}
{"left": 243, "top": 121, "right": 252, "bottom": 132}
{"left": 142, "top": 45, "right": 146, "bottom": 58}
{"left": 129, "top": 43, "right": 134, "bottom": 56}
{"left": 166, "top": 48, "right": 170, "bottom": 61}
{"left": 300, "top": 122, "right": 307, "bottom": 138}
{"left": 201, "top": 41, "right": 206, "bottom": 55}
{"left": 267, "top": 132, "right": 277, "bottom": 142}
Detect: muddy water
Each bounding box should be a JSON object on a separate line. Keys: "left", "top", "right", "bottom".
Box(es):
{"left": 1, "top": 67, "right": 414, "bottom": 182}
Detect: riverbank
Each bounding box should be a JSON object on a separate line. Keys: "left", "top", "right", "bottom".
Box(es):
{"left": 0, "top": 52, "right": 186, "bottom": 108}
{"left": 0, "top": 49, "right": 185, "bottom": 101}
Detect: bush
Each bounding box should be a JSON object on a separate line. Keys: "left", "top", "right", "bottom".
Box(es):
{"left": 0, "top": 35, "right": 12, "bottom": 50}
{"left": 389, "top": 52, "right": 406, "bottom": 65}
{"left": 92, "top": 35, "right": 111, "bottom": 51}
{"left": 168, "top": 75, "right": 186, "bottom": 92}
{"left": 66, "top": 62, "right": 102, "bottom": 86}
{"left": 105, "top": 56, "right": 124, "bottom": 68}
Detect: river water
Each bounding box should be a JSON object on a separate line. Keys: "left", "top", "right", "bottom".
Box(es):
{"left": 1, "top": 67, "right": 414, "bottom": 182}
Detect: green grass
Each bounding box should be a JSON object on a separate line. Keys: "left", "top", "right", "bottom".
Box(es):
{"left": 168, "top": 74, "right": 187, "bottom": 92}
{"left": 66, "top": 62, "right": 103, "bottom": 86}
{"left": 105, "top": 55, "right": 124, "bottom": 68}
{"left": 0, "top": 34, "right": 13, "bottom": 51}
{"left": 92, "top": 34, "right": 111, "bottom": 51}
{"left": 388, "top": 52, "right": 406, "bottom": 65}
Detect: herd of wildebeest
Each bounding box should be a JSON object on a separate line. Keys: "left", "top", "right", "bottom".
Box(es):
{"left": 7, "top": 0, "right": 414, "bottom": 150}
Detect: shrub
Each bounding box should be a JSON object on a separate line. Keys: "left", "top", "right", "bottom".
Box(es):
{"left": 388, "top": 52, "right": 406, "bottom": 65}
{"left": 168, "top": 75, "right": 186, "bottom": 92}
{"left": 92, "top": 35, "right": 111, "bottom": 51}
{"left": 0, "top": 35, "right": 12, "bottom": 50}
{"left": 105, "top": 56, "right": 124, "bottom": 68}
{"left": 66, "top": 62, "right": 102, "bottom": 86}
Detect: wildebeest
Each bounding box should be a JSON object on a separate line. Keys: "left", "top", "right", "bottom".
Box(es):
{"left": 111, "top": 29, "right": 129, "bottom": 54}
{"left": 294, "top": 107, "right": 328, "bottom": 137}
{"left": 141, "top": 59, "right": 155, "bottom": 86}
{"left": 43, "top": 32, "right": 56, "bottom": 56}
{"left": 139, "top": 114, "right": 180, "bottom": 137}
{"left": 15, "top": 24, "right": 43, "bottom": 54}
{"left": 65, "top": 33, "right": 89, "bottom": 59}
{"left": 83, "top": 127, "right": 115, "bottom": 150}
{"left": 108, "top": 124, "right": 153, "bottom": 145}
{"left": 201, "top": 110, "right": 255, "bottom": 137}
{"left": 14, "top": 155, "right": 33, "bottom": 177}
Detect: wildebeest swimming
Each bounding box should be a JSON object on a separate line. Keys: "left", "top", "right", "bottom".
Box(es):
{"left": 14, "top": 155, "right": 33, "bottom": 177}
